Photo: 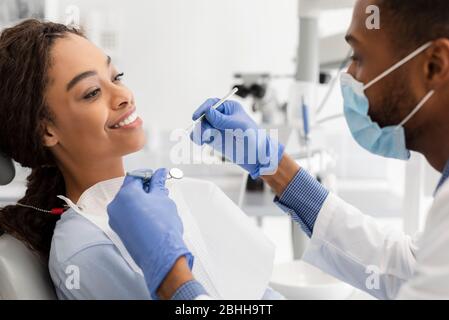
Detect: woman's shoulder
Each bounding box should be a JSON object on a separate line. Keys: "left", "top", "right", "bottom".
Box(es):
{"left": 48, "top": 208, "right": 150, "bottom": 300}
{"left": 49, "top": 208, "right": 113, "bottom": 264}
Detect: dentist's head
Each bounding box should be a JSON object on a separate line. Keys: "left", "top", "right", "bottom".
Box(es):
{"left": 343, "top": 0, "right": 449, "bottom": 171}
{"left": 0, "top": 19, "right": 145, "bottom": 258}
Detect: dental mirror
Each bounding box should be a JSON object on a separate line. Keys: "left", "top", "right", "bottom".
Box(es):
{"left": 127, "top": 168, "right": 184, "bottom": 181}
{"left": 168, "top": 168, "right": 184, "bottom": 180}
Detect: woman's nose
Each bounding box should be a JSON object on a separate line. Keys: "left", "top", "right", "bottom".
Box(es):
{"left": 115, "top": 99, "right": 129, "bottom": 110}
{"left": 111, "top": 87, "right": 133, "bottom": 110}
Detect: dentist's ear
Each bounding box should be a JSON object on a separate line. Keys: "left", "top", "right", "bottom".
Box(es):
{"left": 425, "top": 38, "right": 449, "bottom": 89}
{"left": 42, "top": 122, "right": 59, "bottom": 147}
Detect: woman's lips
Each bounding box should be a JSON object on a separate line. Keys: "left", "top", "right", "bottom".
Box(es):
{"left": 112, "top": 116, "right": 143, "bottom": 130}
{"left": 110, "top": 109, "right": 141, "bottom": 129}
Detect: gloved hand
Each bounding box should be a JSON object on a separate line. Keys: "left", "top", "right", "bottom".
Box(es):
{"left": 191, "top": 98, "right": 285, "bottom": 179}
{"left": 107, "top": 168, "right": 193, "bottom": 300}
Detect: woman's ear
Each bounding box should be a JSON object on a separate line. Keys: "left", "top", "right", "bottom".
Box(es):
{"left": 426, "top": 39, "right": 449, "bottom": 89}
{"left": 42, "top": 122, "right": 59, "bottom": 147}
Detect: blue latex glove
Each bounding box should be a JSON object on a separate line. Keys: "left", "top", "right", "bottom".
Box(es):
{"left": 107, "top": 168, "right": 193, "bottom": 300}
{"left": 191, "top": 99, "right": 285, "bottom": 179}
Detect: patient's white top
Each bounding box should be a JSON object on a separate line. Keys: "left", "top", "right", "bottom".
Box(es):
{"left": 48, "top": 178, "right": 283, "bottom": 300}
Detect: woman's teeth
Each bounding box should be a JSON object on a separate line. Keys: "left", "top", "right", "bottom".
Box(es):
{"left": 113, "top": 111, "right": 138, "bottom": 128}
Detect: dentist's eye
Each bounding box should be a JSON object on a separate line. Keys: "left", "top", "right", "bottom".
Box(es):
{"left": 84, "top": 88, "right": 101, "bottom": 100}
{"left": 113, "top": 72, "right": 124, "bottom": 82}
{"left": 350, "top": 52, "right": 363, "bottom": 64}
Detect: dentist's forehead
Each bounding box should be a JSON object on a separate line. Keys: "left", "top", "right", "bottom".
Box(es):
{"left": 346, "top": 0, "right": 397, "bottom": 62}
{"left": 347, "top": 0, "right": 384, "bottom": 44}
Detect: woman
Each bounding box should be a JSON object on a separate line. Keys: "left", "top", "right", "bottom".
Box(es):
{"left": 0, "top": 19, "right": 281, "bottom": 299}
{"left": 0, "top": 19, "right": 149, "bottom": 299}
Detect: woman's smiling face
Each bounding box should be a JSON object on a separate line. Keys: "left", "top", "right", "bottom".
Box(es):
{"left": 43, "top": 33, "right": 146, "bottom": 168}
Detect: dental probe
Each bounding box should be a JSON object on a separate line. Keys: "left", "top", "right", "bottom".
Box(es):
{"left": 185, "top": 87, "right": 239, "bottom": 132}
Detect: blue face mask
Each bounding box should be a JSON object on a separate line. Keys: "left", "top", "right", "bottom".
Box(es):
{"left": 341, "top": 42, "right": 435, "bottom": 160}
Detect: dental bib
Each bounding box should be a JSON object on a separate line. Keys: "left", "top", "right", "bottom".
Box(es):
{"left": 59, "top": 176, "right": 275, "bottom": 299}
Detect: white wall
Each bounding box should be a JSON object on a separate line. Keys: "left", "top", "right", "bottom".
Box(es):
{"left": 54, "top": 0, "right": 298, "bottom": 131}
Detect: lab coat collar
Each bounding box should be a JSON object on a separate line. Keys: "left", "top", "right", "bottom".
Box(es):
{"left": 435, "top": 159, "right": 449, "bottom": 194}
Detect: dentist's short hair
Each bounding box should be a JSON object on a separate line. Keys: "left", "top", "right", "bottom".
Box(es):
{"left": 378, "top": 0, "right": 449, "bottom": 52}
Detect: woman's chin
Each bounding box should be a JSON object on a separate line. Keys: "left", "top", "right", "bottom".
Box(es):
{"left": 118, "top": 131, "right": 147, "bottom": 155}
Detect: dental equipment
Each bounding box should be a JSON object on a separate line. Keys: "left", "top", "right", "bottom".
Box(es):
{"left": 126, "top": 168, "right": 184, "bottom": 182}
{"left": 232, "top": 73, "right": 285, "bottom": 125}
{"left": 186, "top": 88, "right": 239, "bottom": 132}
{"left": 301, "top": 96, "right": 310, "bottom": 141}
{"left": 301, "top": 96, "right": 313, "bottom": 172}
{"left": 15, "top": 203, "right": 66, "bottom": 215}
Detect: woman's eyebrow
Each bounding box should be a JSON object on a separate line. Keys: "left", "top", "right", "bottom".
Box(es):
{"left": 66, "top": 56, "right": 112, "bottom": 92}
{"left": 66, "top": 70, "right": 97, "bottom": 91}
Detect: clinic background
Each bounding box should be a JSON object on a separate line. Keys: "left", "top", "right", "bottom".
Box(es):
{"left": 0, "top": 0, "right": 441, "bottom": 269}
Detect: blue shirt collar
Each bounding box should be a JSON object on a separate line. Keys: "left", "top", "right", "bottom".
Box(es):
{"left": 436, "top": 159, "right": 449, "bottom": 192}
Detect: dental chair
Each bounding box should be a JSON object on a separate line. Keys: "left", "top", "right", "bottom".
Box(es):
{"left": 0, "top": 154, "right": 56, "bottom": 300}
{"left": 0, "top": 233, "right": 56, "bottom": 299}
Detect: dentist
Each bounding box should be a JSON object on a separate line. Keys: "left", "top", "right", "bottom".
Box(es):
{"left": 108, "top": 0, "right": 449, "bottom": 300}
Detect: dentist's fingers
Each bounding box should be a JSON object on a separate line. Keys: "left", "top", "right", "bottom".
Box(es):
{"left": 149, "top": 168, "right": 169, "bottom": 195}
{"left": 204, "top": 107, "right": 232, "bottom": 130}
{"left": 189, "top": 119, "right": 215, "bottom": 145}
{"left": 109, "top": 175, "right": 145, "bottom": 222}
{"left": 121, "top": 173, "right": 145, "bottom": 190}
{"left": 192, "top": 98, "right": 220, "bottom": 121}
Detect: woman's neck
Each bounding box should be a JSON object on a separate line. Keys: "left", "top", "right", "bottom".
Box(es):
{"left": 60, "top": 158, "right": 126, "bottom": 203}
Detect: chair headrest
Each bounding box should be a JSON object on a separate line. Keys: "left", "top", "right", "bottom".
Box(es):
{"left": 0, "top": 234, "right": 56, "bottom": 299}
{"left": 0, "top": 153, "right": 15, "bottom": 186}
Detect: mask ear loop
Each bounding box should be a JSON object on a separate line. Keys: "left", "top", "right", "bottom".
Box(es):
{"left": 395, "top": 90, "right": 435, "bottom": 130}
{"left": 363, "top": 42, "right": 433, "bottom": 91}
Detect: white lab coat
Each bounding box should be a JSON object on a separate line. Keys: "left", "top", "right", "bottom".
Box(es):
{"left": 302, "top": 179, "right": 449, "bottom": 300}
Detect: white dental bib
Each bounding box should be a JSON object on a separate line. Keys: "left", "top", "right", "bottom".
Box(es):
{"left": 58, "top": 177, "right": 275, "bottom": 299}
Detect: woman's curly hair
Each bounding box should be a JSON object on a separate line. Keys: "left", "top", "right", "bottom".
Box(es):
{"left": 0, "top": 19, "right": 84, "bottom": 259}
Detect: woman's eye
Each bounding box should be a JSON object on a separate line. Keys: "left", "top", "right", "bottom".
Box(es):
{"left": 114, "top": 72, "right": 124, "bottom": 82}
{"left": 84, "top": 88, "right": 101, "bottom": 100}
